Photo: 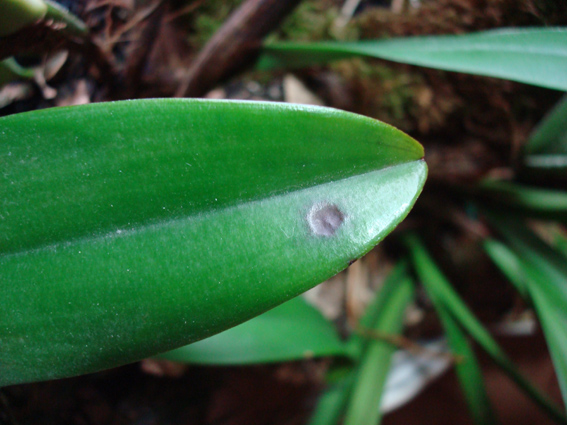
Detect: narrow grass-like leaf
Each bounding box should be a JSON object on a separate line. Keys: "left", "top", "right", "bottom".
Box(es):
{"left": 0, "top": 58, "right": 34, "bottom": 87}
{"left": 484, "top": 239, "right": 529, "bottom": 299}
{"left": 524, "top": 95, "right": 567, "bottom": 156}
{"left": 307, "top": 372, "right": 355, "bottom": 425}
{"left": 343, "top": 264, "right": 415, "bottom": 425}
{"left": 157, "top": 296, "right": 350, "bottom": 365}
{"left": 477, "top": 180, "right": 567, "bottom": 222}
{"left": 0, "top": 99, "right": 426, "bottom": 386}
{"left": 0, "top": 0, "right": 47, "bottom": 37}
{"left": 43, "top": 0, "right": 88, "bottom": 37}
{"left": 347, "top": 260, "right": 411, "bottom": 357}
{"left": 258, "top": 28, "right": 567, "bottom": 91}
{"left": 522, "top": 95, "right": 567, "bottom": 180}
{"left": 485, "top": 214, "right": 567, "bottom": 409}
{"left": 405, "top": 234, "right": 496, "bottom": 425}
{"left": 406, "top": 233, "right": 567, "bottom": 424}
{"left": 554, "top": 229, "right": 567, "bottom": 257}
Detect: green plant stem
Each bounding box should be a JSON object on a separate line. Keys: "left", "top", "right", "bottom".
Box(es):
{"left": 43, "top": 0, "right": 88, "bottom": 37}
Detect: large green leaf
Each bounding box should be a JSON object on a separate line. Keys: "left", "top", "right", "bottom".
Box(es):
{"left": 157, "top": 296, "right": 350, "bottom": 365}
{"left": 406, "top": 233, "right": 567, "bottom": 424}
{"left": 258, "top": 28, "right": 567, "bottom": 91}
{"left": 484, "top": 215, "right": 567, "bottom": 410}
{"left": 0, "top": 99, "right": 426, "bottom": 386}
{"left": 405, "top": 234, "right": 497, "bottom": 425}
{"left": 343, "top": 262, "right": 415, "bottom": 425}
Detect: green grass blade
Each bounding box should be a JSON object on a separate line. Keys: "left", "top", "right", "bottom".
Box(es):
{"left": 347, "top": 260, "right": 410, "bottom": 357}
{"left": 307, "top": 372, "right": 355, "bottom": 425}
{"left": 405, "top": 234, "right": 497, "bottom": 425}
{"left": 485, "top": 214, "right": 567, "bottom": 409}
{"left": 0, "top": 99, "right": 426, "bottom": 386}
{"left": 343, "top": 263, "right": 415, "bottom": 425}
{"left": 525, "top": 95, "right": 567, "bottom": 156}
{"left": 477, "top": 180, "right": 567, "bottom": 222}
{"left": 406, "top": 233, "right": 567, "bottom": 424}
{"left": 258, "top": 28, "right": 567, "bottom": 91}
{"left": 484, "top": 239, "right": 529, "bottom": 299}
{"left": 157, "top": 296, "right": 350, "bottom": 365}
{"left": 522, "top": 94, "right": 567, "bottom": 180}
{"left": 0, "top": 0, "right": 47, "bottom": 37}
{"left": 554, "top": 229, "right": 567, "bottom": 257}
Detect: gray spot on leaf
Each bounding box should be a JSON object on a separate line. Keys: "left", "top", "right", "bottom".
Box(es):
{"left": 307, "top": 203, "right": 345, "bottom": 236}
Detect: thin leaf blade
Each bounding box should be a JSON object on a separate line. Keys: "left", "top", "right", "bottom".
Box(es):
{"left": 343, "top": 264, "right": 415, "bottom": 425}
{"left": 259, "top": 28, "right": 567, "bottom": 91}
{"left": 405, "top": 234, "right": 497, "bottom": 425}
{"left": 485, "top": 214, "right": 567, "bottom": 409}
{"left": 407, "top": 233, "right": 567, "bottom": 424}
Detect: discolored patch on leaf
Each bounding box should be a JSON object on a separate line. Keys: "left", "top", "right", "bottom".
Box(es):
{"left": 307, "top": 203, "right": 345, "bottom": 236}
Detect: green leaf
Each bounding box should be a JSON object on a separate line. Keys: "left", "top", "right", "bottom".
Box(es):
{"left": 0, "top": 57, "right": 35, "bottom": 87}
{"left": 347, "top": 260, "right": 411, "bottom": 357}
{"left": 43, "top": 0, "right": 88, "bottom": 37}
{"left": 477, "top": 180, "right": 567, "bottom": 222}
{"left": 522, "top": 95, "right": 567, "bottom": 180}
{"left": 0, "top": 0, "right": 47, "bottom": 37}
{"left": 525, "top": 95, "right": 567, "bottom": 156}
{"left": 484, "top": 239, "right": 529, "bottom": 299}
{"left": 343, "top": 262, "right": 415, "bottom": 425}
{"left": 258, "top": 28, "right": 567, "bottom": 91}
{"left": 406, "top": 233, "right": 567, "bottom": 424}
{"left": 157, "top": 296, "right": 350, "bottom": 365}
{"left": 554, "top": 229, "right": 567, "bottom": 258}
{"left": 0, "top": 99, "right": 426, "bottom": 386}
{"left": 405, "top": 234, "right": 497, "bottom": 425}
{"left": 484, "top": 215, "right": 567, "bottom": 410}
{"left": 307, "top": 372, "right": 355, "bottom": 425}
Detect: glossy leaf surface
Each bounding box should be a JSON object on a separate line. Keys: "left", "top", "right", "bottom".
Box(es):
{"left": 258, "top": 28, "right": 567, "bottom": 91}
{"left": 0, "top": 99, "right": 426, "bottom": 386}
{"left": 158, "top": 296, "right": 350, "bottom": 364}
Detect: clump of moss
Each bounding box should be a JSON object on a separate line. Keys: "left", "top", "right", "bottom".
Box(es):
{"left": 321, "top": 0, "right": 566, "bottom": 143}
{"left": 185, "top": 0, "right": 243, "bottom": 49}
{"left": 270, "top": 0, "right": 340, "bottom": 42}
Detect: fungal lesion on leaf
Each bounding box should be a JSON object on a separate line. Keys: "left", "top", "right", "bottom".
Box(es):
{"left": 307, "top": 202, "right": 345, "bottom": 237}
